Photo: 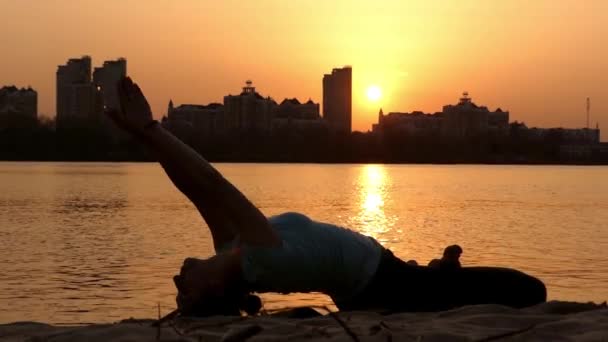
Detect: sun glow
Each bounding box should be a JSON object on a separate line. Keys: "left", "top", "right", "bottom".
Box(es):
{"left": 355, "top": 165, "right": 395, "bottom": 241}
{"left": 366, "top": 85, "right": 382, "bottom": 102}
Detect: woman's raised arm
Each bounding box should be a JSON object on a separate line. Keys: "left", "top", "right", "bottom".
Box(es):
{"left": 107, "top": 77, "right": 281, "bottom": 249}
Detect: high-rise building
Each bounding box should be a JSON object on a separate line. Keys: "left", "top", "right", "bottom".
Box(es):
{"left": 56, "top": 56, "right": 101, "bottom": 121}
{"left": 223, "top": 81, "right": 276, "bottom": 132}
{"left": 441, "top": 92, "right": 509, "bottom": 137}
{"left": 166, "top": 101, "right": 225, "bottom": 137}
{"left": 0, "top": 86, "right": 37, "bottom": 118}
{"left": 93, "top": 58, "right": 127, "bottom": 110}
{"left": 274, "top": 98, "right": 320, "bottom": 120}
{"left": 322, "top": 66, "right": 352, "bottom": 133}
{"left": 373, "top": 93, "right": 510, "bottom": 138}
{"left": 373, "top": 109, "right": 443, "bottom": 137}
{"left": 271, "top": 98, "right": 324, "bottom": 131}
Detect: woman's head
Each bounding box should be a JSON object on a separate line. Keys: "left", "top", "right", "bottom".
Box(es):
{"left": 176, "top": 289, "right": 261, "bottom": 317}
{"left": 173, "top": 255, "right": 260, "bottom": 317}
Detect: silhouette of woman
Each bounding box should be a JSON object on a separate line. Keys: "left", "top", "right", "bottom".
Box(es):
{"left": 107, "top": 77, "right": 546, "bottom": 316}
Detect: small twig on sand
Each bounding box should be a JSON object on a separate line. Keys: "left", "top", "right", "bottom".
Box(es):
{"left": 324, "top": 306, "right": 360, "bottom": 342}
{"left": 379, "top": 321, "right": 393, "bottom": 342}
{"left": 380, "top": 321, "right": 392, "bottom": 331}
{"left": 168, "top": 320, "right": 187, "bottom": 337}
{"left": 152, "top": 308, "right": 180, "bottom": 327}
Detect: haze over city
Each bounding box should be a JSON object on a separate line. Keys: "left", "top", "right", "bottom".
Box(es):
{"left": 3, "top": 1, "right": 608, "bottom": 339}
{"left": 2, "top": 0, "right": 607, "bottom": 135}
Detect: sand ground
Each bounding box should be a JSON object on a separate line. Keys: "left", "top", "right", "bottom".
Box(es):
{"left": 1, "top": 301, "right": 607, "bottom": 341}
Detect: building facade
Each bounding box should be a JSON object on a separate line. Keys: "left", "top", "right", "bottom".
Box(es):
{"left": 0, "top": 86, "right": 37, "bottom": 118}
{"left": 223, "top": 81, "right": 276, "bottom": 132}
{"left": 374, "top": 93, "right": 510, "bottom": 139}
{"left": 521, "top": 126, "right": 600, "bottom": 144}
{"left": 272, "top": 98, "right": 324, "bottom": 131}
{"left": 93, "top": 58, "right": 127, "bottom": 111}
{"left": 374, "top": 109, "right": 442, "bottom": 137}
{"left": 57, "top": 56, "right": 130, "bottom": 126}
{"left": 323, "top": 66, "right": 352, "bottom": 133}
{"left": 441, "top": 92, "right": 509, "bottom": 138}
{"left": 274, "top": 98, "right": 320, "bottom": 119}
{"left": 166, "top": 101, "right": 225, "bottom": 137}
{"left": 56, "top": 56, "right": 102, "bottom": 121}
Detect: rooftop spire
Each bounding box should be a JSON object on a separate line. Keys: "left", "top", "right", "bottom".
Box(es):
{"left": 168, "top": 99, "right": 174, "bottom": 113}
{"left": 243, "top": 80, "right": 255, "bottom": 94}
{"left": 459, "top": 91, "right": 472, "bottom": 104}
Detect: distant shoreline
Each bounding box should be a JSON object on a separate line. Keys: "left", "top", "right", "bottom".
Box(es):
{"left": 1, "top": 159, "right": 608, "bottom": 166}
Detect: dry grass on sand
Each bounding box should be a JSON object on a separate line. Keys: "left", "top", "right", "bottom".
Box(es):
{"left": 1, "top": 301, "right": 607, "bottom": 341}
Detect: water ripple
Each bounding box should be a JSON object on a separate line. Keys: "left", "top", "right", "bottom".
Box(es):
{"left": 0, "top": 162, "right": 607, "bottom": 323}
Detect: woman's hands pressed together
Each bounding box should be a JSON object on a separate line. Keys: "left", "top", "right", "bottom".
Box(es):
{"left": 106, "top": 77, "right": 155, "bottom": 136}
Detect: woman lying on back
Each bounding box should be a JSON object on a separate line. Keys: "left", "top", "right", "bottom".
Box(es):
{"left": 107, "top": 77, "right": 547, "bottom": 316}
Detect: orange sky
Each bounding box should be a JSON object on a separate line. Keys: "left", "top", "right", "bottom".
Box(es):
{"left": 1, "top": 0, "right": 607, "bottom": 137}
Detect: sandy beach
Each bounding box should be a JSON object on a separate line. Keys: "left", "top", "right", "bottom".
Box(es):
{"left": 1, "top": 301, "right": 607, "bottom": 341}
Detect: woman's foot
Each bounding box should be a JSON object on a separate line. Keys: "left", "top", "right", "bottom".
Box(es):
{"left": 428, "top": 244, "right": 463, "bottom": 269}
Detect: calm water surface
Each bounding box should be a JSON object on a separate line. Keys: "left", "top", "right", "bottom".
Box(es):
{"left": 0, "top": 162, "right": 607, "bottom": 324}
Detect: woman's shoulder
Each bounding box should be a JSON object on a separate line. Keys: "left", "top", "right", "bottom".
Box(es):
{"left": 268, "top": 212, "right": 312, "bottom": 227}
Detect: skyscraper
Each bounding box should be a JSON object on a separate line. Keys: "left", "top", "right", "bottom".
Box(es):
{"left": 322, "top": 66, "right": 352, "bottom": 133}
{"left": 223, "top": 81, "right": 276, "bottom": 132}
{"left": 56, "top": 56, "right": 101, "bottom": 121}
{"left": 0, "top": 86, "right": 37, "bottom": 118}
{"left": 441, "top": 92, "right": 509, "bottom": 138}
{"left": 93, "top": 58, "right": 127, "bottom": 111}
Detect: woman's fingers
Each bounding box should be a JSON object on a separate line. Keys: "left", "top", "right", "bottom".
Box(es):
{"left": 118, "top": 77, "right": 137, "bottom": 103}
{"left": 117, "top": 78, "right": 130, "bottom": 112}
{"left": 114, "top": 76, "right": 154, "bottom": 133}
{"left": 132, "top": 83, "right": 152, "bottom": 112}
{"left": 133, "top": 82, "right": 144, "bottom": 98}
{"left": 105, "top": 109, "right": 126, "bottom": 128}
{"left": 126, "top": 78, "right": 139, "bottom": 100}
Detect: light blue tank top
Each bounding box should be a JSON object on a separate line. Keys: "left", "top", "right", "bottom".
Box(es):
{"left": 234, "top": 212, "right": 383, "bottom": 303}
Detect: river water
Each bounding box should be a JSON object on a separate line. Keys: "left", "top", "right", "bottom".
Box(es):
{"left": 0, "top": 162, "right": 606, "bottom": 323}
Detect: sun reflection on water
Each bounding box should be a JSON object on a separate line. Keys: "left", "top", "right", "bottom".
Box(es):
{"left": 352, "top": 165, "right": 398, "bottom": 244}
{"left": 1, "top": 163, "right": 607, "bottom": 323}
{"left": 363, "top": 193, "right": 383, "bottom": 212}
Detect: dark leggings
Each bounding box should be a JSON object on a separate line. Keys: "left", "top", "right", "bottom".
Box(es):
{"left": 337, "top": 248, "right": 546, "bottom": 313}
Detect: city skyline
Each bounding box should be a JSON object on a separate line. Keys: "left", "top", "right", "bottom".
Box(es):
{"left": 3, "top": 55, "right": 604, "bottom": 140}
{"left": 5, "top": 55, "right": 604, "bottom": 164}
{"left": 1, "top": 1, "right": 607, "bottom": 136}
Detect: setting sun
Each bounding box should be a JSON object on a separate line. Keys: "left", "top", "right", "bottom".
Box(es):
{"left": 366, "top": 85, "right": 382, "bottom": 102}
